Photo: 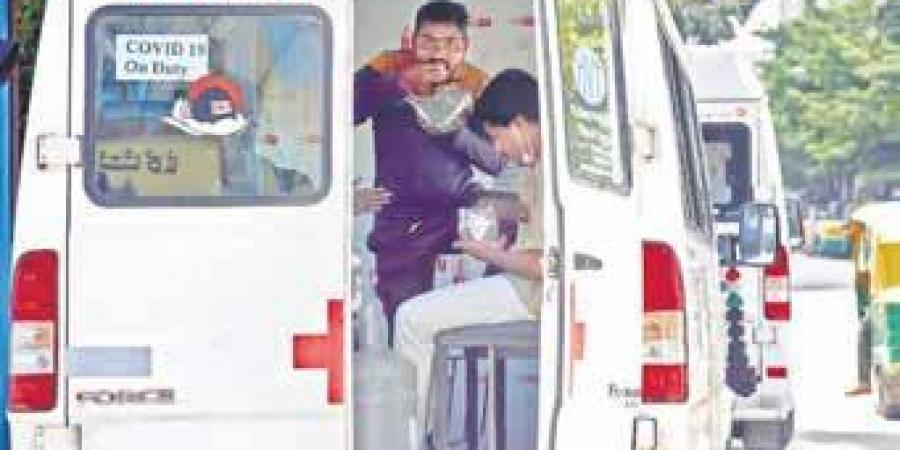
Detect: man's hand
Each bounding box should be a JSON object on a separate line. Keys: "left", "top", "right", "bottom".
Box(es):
{"left": 400, "top": 61, "right": 450, "bottom": 96}
{"left": 452, "top": 235, "right": 510, "bottom": 263}
{"left": 354, "top": 187, "right": 393, "bottom": 216}
{"left": 454, "top": 236, "right": 543, "bottom": 281}
{"left": 488, "top": 118, "right": 541, "bottom": 166}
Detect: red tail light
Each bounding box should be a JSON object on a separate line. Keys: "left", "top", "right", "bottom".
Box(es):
{"left": 642, "top": 242, "right": 688, "bottom": 403}
{"left": 764, "top": 245, "right": 791, "bottom": 321}
{"left": 9, "top": 250, "right": 59, "bottom": 413}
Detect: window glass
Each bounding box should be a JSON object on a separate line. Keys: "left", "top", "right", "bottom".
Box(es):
{"left": 703, "top": 123, "right": 752, "bottom": 212}
{"left": 679, "top": 71, "right": 713, "bottom": 234}
{"left": 660, "top": 30, "right": 707, "bottom": 232}
{"left": 555, "top": 0, "right": 630, "bottom": 191}
{"left": 86, "top": 6, "right": 330, "bottom": 206}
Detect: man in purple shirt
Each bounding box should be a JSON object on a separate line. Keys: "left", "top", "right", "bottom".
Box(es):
{"left": 354, "top": 1, "right": 503, "bottom": 343}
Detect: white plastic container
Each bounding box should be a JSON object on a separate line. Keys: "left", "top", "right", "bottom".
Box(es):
{"left": 353, "top": 349, "right": 417, "bottom": 450}
{"left": 353, "top": 286, "right": 418, "bottom": 450}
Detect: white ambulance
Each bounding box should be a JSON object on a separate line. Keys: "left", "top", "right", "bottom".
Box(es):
{"left": 689, "top": 43, "right": 795, "bottom": 448}
{"left": 8, "top": 0, "right": 747, "bottom": 449}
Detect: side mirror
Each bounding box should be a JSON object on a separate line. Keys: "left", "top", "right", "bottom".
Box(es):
{"left": 717, "top": 203, "right": 779, "bottom": 267}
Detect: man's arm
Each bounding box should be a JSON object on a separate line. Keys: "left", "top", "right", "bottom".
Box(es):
{"left": 354, "top": 65, "right": 406, "bottom": 126}
{"left": 489, "top": 249, "right": 542, "bottom": 281}
{"left": 453, "top": 239, "right": 542, "bottom": 281}
{"left": 449, "top": 126, "right": 505, "bottom": 176}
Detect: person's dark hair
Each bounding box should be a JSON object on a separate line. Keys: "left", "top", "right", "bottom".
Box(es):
{"left": 414, "top": 1, "right": 469, "bottom": 35}
{"left": 472, "top": 69, "right": 540, "bottom": 127}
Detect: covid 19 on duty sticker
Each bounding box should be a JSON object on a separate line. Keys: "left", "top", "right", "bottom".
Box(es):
{"left": 115, "top": 34, "right": 210, "bottom": 82}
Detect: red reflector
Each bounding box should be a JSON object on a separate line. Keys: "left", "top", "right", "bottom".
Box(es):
{"left": 9, "top": 375, "right": 56, "bottom": 413}
{"left": 572, "top": 322, "right": 585, "bottom": 361}
{"left": 293, "top": 300, "right": 344, "bottom": 405}
{"left": 643, "top": 242, "right": 685, "bottom": 312}
{"left": 725, "top": 267, "right": 741, "bottom": 283}
{"left": 766, "top": 366, "right": 788, "bottom": 379}
{"left": 764, "top": 245, "right": 790, "bottom": 278}
{"left": 764, "top": 301, "right": 791, "bottom": 321}
{"left": 570, "top": 283, "right": 585, "bottom": 362}
{"left": 642, "top": 364, "right": 688, "bottom": 403}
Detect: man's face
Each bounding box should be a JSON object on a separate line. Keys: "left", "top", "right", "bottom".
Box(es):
{"left": 484, "top": 117, "right": 541, "bottom": 167}
{"left": 413, "top": 21, "right": 468, "bottom": 74}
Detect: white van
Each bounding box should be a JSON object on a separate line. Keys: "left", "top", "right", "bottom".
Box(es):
{"left": 689, "top": 43, "right": 795, "bottom": 448}
{"left": 8, "top": 0, "right": 734, "bottom": 449}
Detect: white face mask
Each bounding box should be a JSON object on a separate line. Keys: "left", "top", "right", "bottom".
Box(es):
{"left": 520, "top": 151, "right": 535, "bottom": 166}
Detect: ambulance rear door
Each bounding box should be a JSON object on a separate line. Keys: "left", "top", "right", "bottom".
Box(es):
{"left": 546, "top": 0, "right": 643, "bottom": 447}
{"left": 66, "top": 1, "right": 352, "bottom": 449}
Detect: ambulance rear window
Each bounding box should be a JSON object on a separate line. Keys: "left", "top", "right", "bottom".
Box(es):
{"left": 85, "top": 6, "right": 331, "bottom": 206}
{"left": 703, "top": 122, "right": 752, "bottom": 211}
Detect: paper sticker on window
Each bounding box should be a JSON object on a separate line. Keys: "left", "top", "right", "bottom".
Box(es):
{"left": 557, "top": 1, "right": 623, "bottom": 190}
{"left": 116, "top": 34, "right": 210, "bottom": 82}
{"left": 95, "top": 137, "right": 222, "bottom": 197}
{"left": 163, "top": 74, "right": 249, "bottom": 137}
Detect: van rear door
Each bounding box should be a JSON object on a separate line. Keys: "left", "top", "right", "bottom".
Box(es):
{"left": 66, "top": 2, "right": 351, "bottom": 448}
{"left": 548, "top": 1, "right": 643, "bottom": 447}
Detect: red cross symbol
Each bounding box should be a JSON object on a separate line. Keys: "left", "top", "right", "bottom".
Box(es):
{"left": 293, "top": 300, "right": 344, "bottom": 405}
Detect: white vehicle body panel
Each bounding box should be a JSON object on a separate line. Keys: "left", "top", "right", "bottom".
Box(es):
{"left": 10, "top": 1, "right": 730, "bottom": 449}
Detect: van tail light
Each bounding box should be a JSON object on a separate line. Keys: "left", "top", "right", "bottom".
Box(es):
{"left": 642, "top": 242, "right": 688, "bottom": 404}
{"left": 763, "top": 245, "right": 791, "bottom": 321}
{"left": 9, "top": 250, "right": 59, "bottom": 413}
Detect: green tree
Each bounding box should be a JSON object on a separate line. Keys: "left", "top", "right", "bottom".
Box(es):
{"left": 15, "top": 0, "right": 46, "bottom": 135}
{"left": 669, "top": 0, "right": 758, "bottom": 45}
{"left": 761, "top": 0, "right": 900, "bottom": 191}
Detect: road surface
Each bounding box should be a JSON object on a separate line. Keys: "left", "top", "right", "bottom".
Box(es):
{"left": 788, "top": 253, "right": 900, "bottom": 449}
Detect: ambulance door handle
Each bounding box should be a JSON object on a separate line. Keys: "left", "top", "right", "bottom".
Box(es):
{"left": 573, "top": 253, "right": 603, "bottom": 271}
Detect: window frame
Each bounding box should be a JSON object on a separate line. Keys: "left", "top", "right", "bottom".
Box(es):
{"left": 83, "top": 4, "right": 334, "bottom": 208}
{"left": 702, "top": 121, "right": 755, "bottom": 213}
{"left": 658, "top": 27, "right": 712, "bottom": 237}
{"left": 554, "top": 0, "right": 633, "bottom": 195}
{"left": 678, "top": 68, "right": 713, "bottom": 236}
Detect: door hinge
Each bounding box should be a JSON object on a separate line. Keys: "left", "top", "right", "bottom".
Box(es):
{"left": 37, "top": 134, "right": 82, "bottom": 170}
{"left": 548, "top": 246, "right": 562, "bottom": 280}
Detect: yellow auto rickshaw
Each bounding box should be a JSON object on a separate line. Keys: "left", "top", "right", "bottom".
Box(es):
{"left": 849, "top": 202, "right": 900, "bottom": 418}
{"left": 814, "top": 218, "right": 851, "bottom": 258}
